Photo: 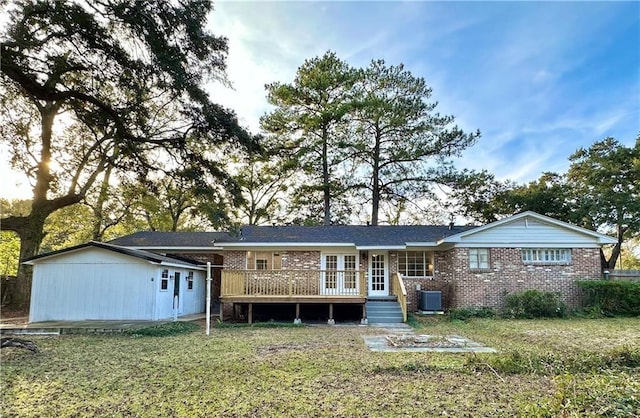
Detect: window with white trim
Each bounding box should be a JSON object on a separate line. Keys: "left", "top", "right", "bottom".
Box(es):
{"left": 469, "top": 249, "right": 489, "bottom": 269}
{"left": 521, "top": 249, "right": 571, "bottom": 264}
{"left": 247, "top": 252, "right": 282, "bottom": 270}
{"left": 397, "top": 251, "right": 434, "bottom": 277}
{"left": 160, "top": 269, "right": 169, "bottom": 291}
{"left": 186, "top": 271, "right": 194, "bottom": 290}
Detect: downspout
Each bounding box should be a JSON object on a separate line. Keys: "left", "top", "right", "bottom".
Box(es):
{"left": 206, "top": 262, "right": 212, "bottom": 335}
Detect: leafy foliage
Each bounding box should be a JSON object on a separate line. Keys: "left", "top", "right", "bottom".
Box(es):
{"left": 452, "top": 136, "right": 639, "bottom": 269}
{"left": 261, "top": 51, "right": 479, "bottom": 225}
{"left": 578, "top": 280, "right": 640, "bottom": 316}
{"left": 502, "top": 289, "right": 567, "bottom": 319}
{"left": 261, "top": 51, "right": 358, "bottom": 225}
{"left": 350, "top": 60, "right": 480, "bottom": 225}
{"left": 0, "top": 232, "right": 20, "bottom": 277}
{"left": 567, "top": 137, "right": 640, "bottom": 268}
{"left": 1, "top": 0, "right": 255, "bottom": 307}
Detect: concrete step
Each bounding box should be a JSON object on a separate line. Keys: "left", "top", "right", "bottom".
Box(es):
{"left": 367, "top": 296, "right": 398, "bottom": 302}
{"left": 366, "top": 304, "right": 402, "bottom": 311}
{"left": 367, "top": 313, "right": 404, "bottom": 321}
{"left": 366, "top": 300, "right": 404, "bottom": 324}
{"left": 367, "top": 316, "right": 404, "bottom": 324}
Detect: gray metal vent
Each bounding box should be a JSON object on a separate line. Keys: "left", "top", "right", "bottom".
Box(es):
{"left": 420, "top": 291, "right": 442, "bottom": 311}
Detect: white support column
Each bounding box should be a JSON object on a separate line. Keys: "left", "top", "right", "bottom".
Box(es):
{"left": 206, "top": 262, "right": 212, "bottom": 335}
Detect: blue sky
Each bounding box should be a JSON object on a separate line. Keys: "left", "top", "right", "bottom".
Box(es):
{"left": 1, "top": 1, "right": 638, "bottom": 199}
{"left": 207, "top": 0, "right": 639, "bottom": 182}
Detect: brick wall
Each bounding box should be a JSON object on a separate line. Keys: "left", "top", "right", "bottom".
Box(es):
{"left": 224, "top": 251, "right": 246, "bottom": 269}
{"left": 433, "top": 247, "right": 601, "bottom": 309}
{"left": 280, "top": 251, "right": 321, "bottom": 269}
{"left": 389, "top": 251, "right": 455, "bottom": 311}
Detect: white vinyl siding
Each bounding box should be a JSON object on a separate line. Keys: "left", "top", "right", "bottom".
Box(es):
{"left": 469, "top": 249, "right": 489, "bottom": 269}
{"left": 28, "top": 247, "right": 205, "bottom": 322}
{"left": 521, "top": 248, "right": 571, "bottom": 264}
{"left": 456, "top": 217, "right": 598, "bottom": 247}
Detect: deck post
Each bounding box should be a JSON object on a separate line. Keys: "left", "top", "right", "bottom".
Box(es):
{"left": 327, "top": 303, "right": 335, "bottom": 325}
{"left": 360, "top": 303, "right": 368, "bottom": 325}
{"left": 248, "top": 303, "right": 253, "bottom": 325}
{"left": 294, "top": 303, "right": 301, "bottom": 324}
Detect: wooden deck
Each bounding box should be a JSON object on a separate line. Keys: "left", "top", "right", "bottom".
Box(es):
{"left": 220, "top": 270, "right": 368, "bottom": 323}
{"left": 220, "top": 270, "right": 367, "bottom": 301}
{"left": 221, "top": 295, "right": 366, "bottom": 304}
{"left": 219, "top": 269, "right": 409, "bottom": 324}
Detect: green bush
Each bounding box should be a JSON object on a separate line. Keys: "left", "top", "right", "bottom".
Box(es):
{"left": 577, "top": 280, "right": 640, "bottom": 316}
{"left": 502, "top": 289, "right": 566, "bottom": 319}
{"left": 449, "top": 306, "right": 496, "bottom": 321}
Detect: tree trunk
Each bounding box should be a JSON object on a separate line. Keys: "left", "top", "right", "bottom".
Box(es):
{"left": 13, "top": 211, "right": 48, "bottom": 309}
{"left": 321, "top": 126, "right": 331, "bottom": 225}
{"left": 370, "top": 124, "right": 381, "bottom": 226}
{"left": 601, "top": 224, "right": 628, "bottom": 271}
{"left": 91, "top": 165, "right": 113, "bottom": 241}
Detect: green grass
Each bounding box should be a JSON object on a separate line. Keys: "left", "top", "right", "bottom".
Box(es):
{"left": 1, "top": 317, "right": 639, "bottom": 417}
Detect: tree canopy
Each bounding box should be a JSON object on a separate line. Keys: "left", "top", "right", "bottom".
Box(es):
{"left": 453, "top": 136, "right": 640, "bottom": 269}
{"left": 0, "top": 0, "right": 256, "bottom": 307}
{"left": 261, "top": 51, "right": 479, "bottom": 225}
{"left": 261, "top": 51, "right": 358, "bottom": 225}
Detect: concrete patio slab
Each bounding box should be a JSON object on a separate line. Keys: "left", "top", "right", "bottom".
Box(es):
{"left": 0, "top": 313, "right": 207, "bottom": 336}
{"left": 363, "top": 333, "right": 497, "bottom": 353}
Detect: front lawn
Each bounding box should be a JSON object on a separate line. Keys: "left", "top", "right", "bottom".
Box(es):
{"left": 1, "top": 317, "right": 638, "bottom": 417}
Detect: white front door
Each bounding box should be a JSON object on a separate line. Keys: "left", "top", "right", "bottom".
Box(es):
{"left": 368, "top": 252, "right": 388, "bottom": 296}
{"left": 321, "top": 254, "right": 359, "bottom": 295}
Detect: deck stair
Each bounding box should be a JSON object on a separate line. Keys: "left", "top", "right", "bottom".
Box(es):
{"left": 366, "top": 296, "right": 404, "bottom": 324}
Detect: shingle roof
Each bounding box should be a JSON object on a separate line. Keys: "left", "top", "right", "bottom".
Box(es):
{"left": 108, "top": 231, "right": 236, "bottom": 247}
{"left": 23, "top": 241, "right": 204, "bottom": 266}
{"left": 107, "top": 225, "right": 477, "bottom": 248}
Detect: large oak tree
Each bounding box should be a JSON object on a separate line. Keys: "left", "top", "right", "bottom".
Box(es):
{"left": 0, "top": 0, "right": 255, "bottom": 307}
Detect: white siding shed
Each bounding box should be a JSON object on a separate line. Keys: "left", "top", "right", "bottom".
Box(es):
{"left": 25, "top": 242, "right": 206, "bottom": 323}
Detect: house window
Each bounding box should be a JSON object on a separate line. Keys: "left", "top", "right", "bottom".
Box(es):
{"left": 247, "top": 252, "right": 282, "bottom": 270}
{"left": 397, "top": 251, "right": 434, "bottom": 277}
{"left": 325, "top": 255, "right": 338, "bottom": 289}
{"left": 469, "top": 249, "right": 489, "bottom": 269}
{"left": 186, "top": 271, "right": 194, "bottom": 290}
{"left": 522, "top": 249, "right": 571, "bottom": 264}
{"left": 160, "top": 269, "right": 169, "bottom": 290}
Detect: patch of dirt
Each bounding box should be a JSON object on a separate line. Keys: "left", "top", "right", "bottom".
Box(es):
{"left": 0, "top": 307, "right": 29, "bottom": 323}
{"left": 385, "top": 335, "right": 464, "bottom": 349}
{"left": 257, "top": 342, "right": 322, "bottom": 356}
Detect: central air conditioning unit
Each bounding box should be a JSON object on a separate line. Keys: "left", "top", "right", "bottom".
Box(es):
{"left": 420, "top": 290, "right": 442, "bottom": 312}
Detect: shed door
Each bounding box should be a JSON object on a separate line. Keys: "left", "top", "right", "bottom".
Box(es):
{"left": 174, "top": 272, "right": 183, "bottom": 314}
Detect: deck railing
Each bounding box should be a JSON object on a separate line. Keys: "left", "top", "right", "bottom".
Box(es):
{"left": 221, "top": 270, "right": 367, "bottom": 298}
{"left": 390, "top": 272, "right": 408, "bottom": 322}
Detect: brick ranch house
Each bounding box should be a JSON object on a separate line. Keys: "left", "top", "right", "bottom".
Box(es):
{"left": 100, "top": 211, "right": 616, "bottom": 324}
